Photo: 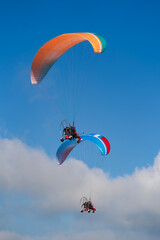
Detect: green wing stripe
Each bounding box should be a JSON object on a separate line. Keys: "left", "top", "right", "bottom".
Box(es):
{"left": 94, "top": 33, "right": 106, "bottom": 53}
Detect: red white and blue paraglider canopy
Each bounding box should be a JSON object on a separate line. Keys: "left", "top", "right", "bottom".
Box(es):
{"left": 56, "top": 134, "right": 110, "bottom": 165}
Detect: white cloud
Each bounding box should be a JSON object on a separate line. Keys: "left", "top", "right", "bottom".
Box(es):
{"left": 0, "top": 231, "right": 48, "bottom": 240}
{"left": 0, "top": 229, "right": 159, "bottom": 240}
{"left": 0, "top": 137, "right": 160, "bottom": 239}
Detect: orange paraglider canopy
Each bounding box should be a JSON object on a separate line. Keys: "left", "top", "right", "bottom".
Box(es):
{"left": 31, "top": 33, "right": 106, "bottom": 85}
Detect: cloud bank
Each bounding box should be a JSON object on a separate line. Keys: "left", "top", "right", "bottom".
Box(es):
{"left": 0, "top": 137, "right": 160, "bottom": 240}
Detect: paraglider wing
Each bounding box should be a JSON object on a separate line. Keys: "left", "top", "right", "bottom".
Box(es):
{"left": 56, "top": 134, "right": 110, "bottom": 165}
{"left": 31, "top": 33, "right": 106, "bottom": 85}
{"left": 81, "top": 134, "right": 110, "bottom": 155}
{"left": 56, "top": 140, "right": 79, "bottom": 165}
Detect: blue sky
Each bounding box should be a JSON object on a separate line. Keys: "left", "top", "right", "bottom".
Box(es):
{"left": 0, "top": 0, "right": 160, "bottom": 239}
